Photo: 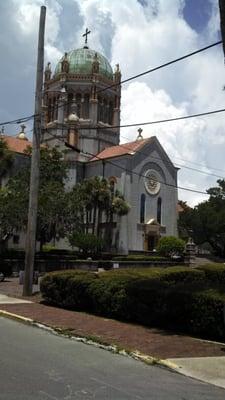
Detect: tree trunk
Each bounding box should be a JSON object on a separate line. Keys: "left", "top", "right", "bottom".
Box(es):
{"left": 97, "top": 208, "right": 102, "bottom": 237}
{"left": 92, "top": 206, "right": 97, "bottom": 235}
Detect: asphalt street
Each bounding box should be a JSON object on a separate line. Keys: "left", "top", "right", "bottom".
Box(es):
{"left": 0, "top": 317, "right": 225, "bottom": 400}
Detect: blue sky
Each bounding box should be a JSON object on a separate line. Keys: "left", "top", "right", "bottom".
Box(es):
{"left": 183, "top": 0, "right": 212, "bottom": 32}
{"left": 0, "top": 0, "right": 224, "bottom": 206}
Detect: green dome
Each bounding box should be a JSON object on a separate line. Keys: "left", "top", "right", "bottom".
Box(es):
{"left": 55, "top": 48, "right": 113, "bottom": 80}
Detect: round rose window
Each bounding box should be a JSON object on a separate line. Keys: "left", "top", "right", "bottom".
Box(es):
{"left": 144, "top": 169, "right": 161, "bottom": 195}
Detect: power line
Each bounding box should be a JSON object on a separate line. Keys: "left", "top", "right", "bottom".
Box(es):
{"left": 0, "top": 114, "right": 36, "bottom": 127}
{"left": 2, "top": 40, "right": 221, "bottom": 128}
{"left": 97, "top": 40, "right": 222, "bottom": 93}
{"left": 108, "top": 137, "right": 225, "bottom": 180}
{"left": 4, "top": 106, "right": 224, "bottom": 177}
{"left": 44, "top": 125, "right": 225, "bottom": 179}
{"left": 63, "top": 140, "right": 209, "bottom": 196}
{"left": 44, "top": 129, "right": 209, "bottom": 195}
{"left": 4, "top": 105, "right": 225, "bottom": 138}
{"left": 45, "top": 40, "right": 222, "bottom": 114}
{"left": 165, "top": 155, "right": 225, "bottom": 174}
{"left": 88, "top": 107, "right": 225, "bottom": 130}
{"left": 52, "top": 106, "right": 225, "bottom": 132}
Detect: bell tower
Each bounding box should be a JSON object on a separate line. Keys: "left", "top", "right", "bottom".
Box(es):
{"left": 42, "top": 29, "right": 121, "bottom": 161}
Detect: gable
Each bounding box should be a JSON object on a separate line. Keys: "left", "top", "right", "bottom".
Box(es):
{"left": 90, "top": 138, "right": 152, "bottom": 162}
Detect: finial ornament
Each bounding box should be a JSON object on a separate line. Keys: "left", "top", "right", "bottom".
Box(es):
{"left": 61, "top": 52, "right": 69, "bottom": 73}
{"left": 92, "top": 52, "right": 100, "bottom": 73}
{"left": 44, "top": 62, "right": 51, "bottom": 81}
{"left": 83, "top": 28, "right": 91, "bottom": 48}
{"left": 115, "top": 64, "right": 120, "bottom": 73}
{"left": 114, "top": 63, "right": 121, "bottom": 83}
{"left": 136, "top": 128, "right": 143, "bottom": 141}
{"left": 17, "top": 124, "right": 28, "bottom": 141}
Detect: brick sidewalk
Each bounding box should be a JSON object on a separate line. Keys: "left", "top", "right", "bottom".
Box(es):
{"left": 1, "top": 279, "right": 225, "bottom": 360}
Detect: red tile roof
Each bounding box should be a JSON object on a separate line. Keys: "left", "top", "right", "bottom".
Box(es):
{"left": 90, "top": 138, "right": 152, "bottom": 161}
{"left": 2, "top": 135, "right": 32, "bottom": 155}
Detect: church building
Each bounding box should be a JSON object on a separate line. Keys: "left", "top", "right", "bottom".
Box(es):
{"left": 42, "top": 31, "right": 178, "bottom": 253}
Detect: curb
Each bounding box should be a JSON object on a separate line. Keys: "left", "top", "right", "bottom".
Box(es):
{"left": 0, "top": 309, "right": 178, "bottom": 372}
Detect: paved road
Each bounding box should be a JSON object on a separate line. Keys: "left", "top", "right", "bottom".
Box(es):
{"left": 0, "top": 317, "right": 225, "bottom": 400}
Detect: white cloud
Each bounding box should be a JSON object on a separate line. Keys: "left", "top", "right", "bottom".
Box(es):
{"left": 1, "top": 0, "right": 224, "bottom": 206}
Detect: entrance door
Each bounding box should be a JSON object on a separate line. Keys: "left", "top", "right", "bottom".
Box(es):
{"left": 147, "top": 235, "right": 155, "bottom": 251}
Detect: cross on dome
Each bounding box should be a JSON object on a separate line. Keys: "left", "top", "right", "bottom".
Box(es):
{"left": 83, "top": 28, "right": 91, "bottom": 48}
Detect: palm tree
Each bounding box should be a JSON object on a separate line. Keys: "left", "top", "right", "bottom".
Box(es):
{"left": 104, "top": 189, "right": 130, "bottom": 250}
{"left": 0, "top": 138, "right": 13, "bottom": 184}
{"left": 68, "top": 177, "right": 130, "bottom": 251}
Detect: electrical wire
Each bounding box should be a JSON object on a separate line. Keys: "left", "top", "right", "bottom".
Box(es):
{"left": 44, "top": 129, "right": 209, "bottom": 196}
{"left": 97, "top": 40, "right": 222, "bottom": 93}
{"left": 88, "top": 107, "right": 225, "bottom": 130}
{"left": 45, "top": 40, "right": 223, "bottom": 114}
{"left": 106, "top": 138, "right": 225, "bottom": 180}
{"left": 0, "top": 114, "right": 36, "bottom": 127}
{"left": 64, "top": 141, "right": 209, "bottom": 195}
{"left": 0, "top": 40, "right": 222, "bottom": 127}
{"left": 52, "top": 106, "right": 225, "bottom": 132}
{"left": 48, "top": 123, "right": 224, "bottom": 180}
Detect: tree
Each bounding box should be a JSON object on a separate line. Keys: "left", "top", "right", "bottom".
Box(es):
{"left": 157, "top": 236, "right": 185, "bottom": 257}
{"left": 0, "top": 147, "right": 68, "bottom": 250}
{"left": 68, "top": 232, "right": 103, "bottom": 257}
{"left": 67, "top": 177, "right": 130, "bottom": 251}
{"left": 178, "top": 200, "right": 194, "bottom": 240}
{"left": 178, "top": 180, "right": 225, "bottom": 257}
{"left": 0, "top": 138, "right": 13, "bottom": 182}
{"left": 0, "top": 153, "right": 130, "bottom": 252}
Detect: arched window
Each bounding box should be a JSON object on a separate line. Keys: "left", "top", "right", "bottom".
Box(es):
{"left": 47, "top": 98, "right": 52, "bottom": 122}
{"left": 140, "top": 193, "right": 146, "bottom": 223}
{"left": 103, "top": 99, "right": 108, "bottom": 123}
{"left": 157, "top": 197, "right": 162, "bottom": 224}
{"left": 83, "top": 94, "right": 89, "bottom": 119}
{"left": 53, "top": 96, "right": 59, "bottom": 121}
{"left": 108, "top": 101, "right": 113, "bottom": 125}
{"left": 76, "top": 93, "right": 81, "bottom": 117}
{"left": 67, "top": 92, "right": 73, "bottom": 117}
{"left": 97, "top": 96, "right": 104, "bottom": 122}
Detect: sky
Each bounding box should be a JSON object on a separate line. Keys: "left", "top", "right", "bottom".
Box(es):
{"left": 0, "top": 0, "right": 224, "bottom": 206}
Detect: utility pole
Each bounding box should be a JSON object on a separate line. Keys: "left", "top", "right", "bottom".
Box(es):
{"left": 23, "top": 6, "right": 46, "bottom": 296}
{"left": 219, "top": 0, "right": 225, "bottom": 58}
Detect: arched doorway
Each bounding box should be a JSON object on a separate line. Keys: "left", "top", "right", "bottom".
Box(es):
{"left": 144, "top": 219, "right": 161, "bottom": 251}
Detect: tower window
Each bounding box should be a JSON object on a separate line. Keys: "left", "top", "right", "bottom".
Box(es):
{"left": 108, "top": 101, "right": 113, "bottom": 125}
{"left": 76, "top": 93, "right": 81, "bottom": 117}
{"left": 67, "top": 92, "right": 73, "bottom": 117}
{"left": 103, "top": 99, "right": 108, "bottom": 123}
{"left": 140, "top": 193, "right": 146, "bottom": 223}
{"left": 157, "top": 197, "right": 162, "bottom": 224}
{"left": 83, "top": 94, "right": 90, "bottom": 119}
{"left": 98, "top": 96, "right": 104, "bottom": 122}
{"left": 47, "top": 98, "right": 52, "bottom": 122}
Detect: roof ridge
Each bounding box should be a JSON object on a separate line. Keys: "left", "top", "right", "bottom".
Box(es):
{"left": 90, "top": 137, "right": 152, "bottom": 162}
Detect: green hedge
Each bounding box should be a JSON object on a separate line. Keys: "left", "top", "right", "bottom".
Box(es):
{"left": 40, "top": 267, "right": 225, "bottom": 340}
{"left": 197, "top": 264, "right": 225, "bottom": 284}
{"left": 112, "top": 255, "right": 168, "bottom": 262}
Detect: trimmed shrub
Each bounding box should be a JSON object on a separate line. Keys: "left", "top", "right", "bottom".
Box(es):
{"left": 157, "top": 236, "right": 185, "bottom": 257}
{"left": 0, "top": 260, "right": 13, "bottom": 277}
{"left": 159, "top": 266, "right": 205, "bottom": 285}
{"left": 197, "top": 264, "right": 225, "bottom": 284}
{"left": 112, "top": 255, "right": 168, "bottom": 262}
{"left": 68, "top": 232, "right": 103, "bottom": 257}
{"left": 40, "top": 270, "right": 97, "bottom": 309}
{"left": 40, "top": 267, "right": 225, "bottom": 340}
